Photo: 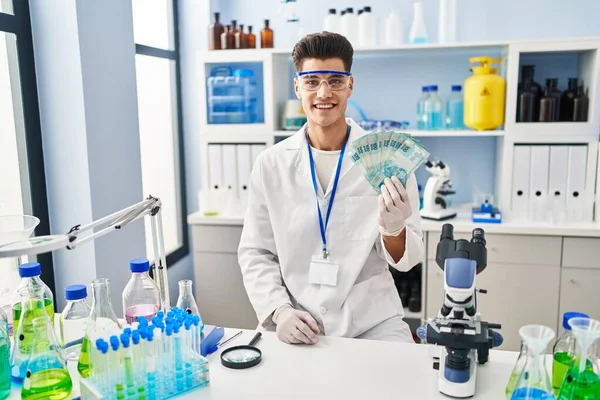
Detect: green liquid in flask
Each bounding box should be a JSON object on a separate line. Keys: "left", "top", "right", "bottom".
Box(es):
{"left": 554, "top": 352, "right": 595, "bottom": 395}
{"left": 77, "top": 335, "right": 90, "bottom": 377}
{"left": 21, "top": 368, "right": 72, "bottom": 400}
{"left": 557, "top": 367, "right": 600, "bottom": 400}
{"left": 0, "top": 340, "right": 10, "bottom": 400}
{"left": 13, "top": 299, "right": 54, "bottom": 337}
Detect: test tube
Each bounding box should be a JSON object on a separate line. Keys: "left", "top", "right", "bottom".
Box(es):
{"left": 120, "top": 333, "right": 136, "bottom": 398}
{"left": 173, "top": 323, "right": 184, "bottom": 392}
{"left": 131, "top": 330, "right": 146, "bottom": 399}
{"left": 183, "top": 317, "right": 193, "bottom": 388}
{"left": 94, "top": 339, "right": 109, "bottom": 393}
{"left": 109, "top": 336, "right": 124, "bottom": 400}
{"left": 164, "top": 324, "right": 175, "bottom": 395}
{"left": 146, "top": 329, "right": 157, "bottom": 400}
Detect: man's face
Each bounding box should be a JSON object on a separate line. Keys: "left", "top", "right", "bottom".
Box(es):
{"left": 294, "top": 58, "right": 353, "bottom": 128}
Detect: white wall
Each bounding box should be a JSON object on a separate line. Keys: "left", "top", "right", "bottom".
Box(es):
{"left": 30, "top": 0, "right": 146, "bottom": 312}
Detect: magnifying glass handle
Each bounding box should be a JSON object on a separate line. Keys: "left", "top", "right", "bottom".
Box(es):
{"left": 248, "top": 332, "right": 262, "bottom": 347}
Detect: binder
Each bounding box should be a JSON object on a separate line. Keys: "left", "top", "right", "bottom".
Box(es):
{"left": 529, "top": 145, "right": 550, "bottom": 221}
{"left": 236, "top": 145, "right": 252, "bottom": 213}
{"left": 548, "top": 145, "right": 569, "bottom": 214}
{"left": 221, "top": 144, "right": 239, "bottom": 215}
{"left": 511, "top": 145, "right": 531, "bottom": 218}
{"left": 207, "top": 144, "right": 223, "bottom": 191}
{"left": 566, "top": 145, "right": 588, "bottom": 222}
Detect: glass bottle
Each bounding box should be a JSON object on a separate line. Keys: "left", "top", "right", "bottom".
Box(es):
{"left": 77, "top": 278, "right": 122, "bottom": 378}
{"left": 221, "top": 25, "right": 235, "bottom": 50}
{"left": 547, "top": 78, "right": 562, "bottom": 122}
{"left": 425, "top": 85, "right": 443, "bottom": 130}
{"left": 518, "top": 79, "right": 536, "bottom": 122}
{"left": 446, "top": 84, "right": 464, "bottom": 130}
{"left": 517, "top": 65, "right": 542, "bottom": 121}
{"left": 208, "top": 12, "right": 225, "bottom": 50}
{"left": 0, "top": 321, "right": 9, "bottom": 400}
{"left": 557, "top": 317, "right": 600, "bottom": 400}
{"left": 409, "top": 1, "right": 428, "bottom": 44}
{"left": 235, "top": 24, "right": 247, "bottom": 49}
{"left": 59, "top": 284, "right": 91, "bottom": 362}
{"left": 122, "top": 258, "right": 160, "bottom": 324}
{"left": 176, "top": 280, "right": 200, "bottom": 315}
{"left": 510, "top": 325, "right": 555, "bottom": 400}
{"left": 507, "top": 340, "right": 529, "bottom": 398}
{"left": 260, "top": 19, "right": 274, "bottom": 48}
{"left": 560, "top": 78, "right": 578, "bottom": 122}
{"left": 10, "top": 288, "right": 49, "bottom": 384}
{"left": 417, "top": 86, "right": 430, "bottom": 129}
{"left": 0, "top": 308, "right": 7, "bottom": 348}
{"left": 573, "top": 86, "right": 589, "bottom": 122}
{"left": 247, "top": 25, "right": 256, "bottom": 48}
{"left": 539, "top": 85, "right": 556, "bottom": 123}
{"left": 231, "top": 20, "right": 238, "bottom": 37}
{"left": 22, "top": 316, "right": 72, "bottom": 400}
{"left": 552, "top": 312, "right": 592, "bottom": 395}
{"left": 11, "top": 262, "right": 54, "bottom": 335}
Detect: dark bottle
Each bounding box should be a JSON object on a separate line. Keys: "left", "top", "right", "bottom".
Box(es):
{"left": 517, "top": 65, "right": 542, "bottom": 122}
{"left": 546, "top": 78, "right": 561, "bottom": 121}
{"left": 260, "top": 19, "right": 274, "bottom": 48}
{"left": 518, "top": 79, "right": 536, "bottom": 122}
{"left": 208, "top": 12, "right": 225, "bottom": 50}
{"left": 235, "top": 24, "right": 247, "bottom": 49}
{"left": 539, "top": 85, "right": 556, "bottom": 122}
{"left": 560, "top": 78, "right": 579, "bottom": 121}
{"left": 220, "top": 25, "right": 235, "bottom": 50}
{"left": 573, "top": 85, "right": 589, "bottom": 122}
{"left": 231, "top": 20, "right": 239, "bottom": 37}
{"left": 247, "top": 25, "right": 256, "bottom": 49}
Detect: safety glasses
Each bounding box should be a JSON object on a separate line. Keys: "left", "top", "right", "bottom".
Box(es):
{"left": 295, "top": 70, "right": 352, "bottom": 91}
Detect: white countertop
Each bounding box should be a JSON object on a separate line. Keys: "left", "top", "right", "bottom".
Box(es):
{"left": 6, "top": 328, "right": 523, "bottom": 400}
{"left": 188, "top": 211, "right": 600, "bottom": 237}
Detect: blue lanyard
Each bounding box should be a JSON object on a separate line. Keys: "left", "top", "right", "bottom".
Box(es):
{"left": 306, "top": 125, "right": 350, "bottom": 259}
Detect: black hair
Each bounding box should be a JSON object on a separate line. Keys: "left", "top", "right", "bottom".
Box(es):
{"left": 292, "top": 32, "right": 353, "bottom": 72}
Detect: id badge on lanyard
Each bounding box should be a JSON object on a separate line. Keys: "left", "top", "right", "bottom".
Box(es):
{"left": 305, "top": 125, "right": 350, "bottom": 287}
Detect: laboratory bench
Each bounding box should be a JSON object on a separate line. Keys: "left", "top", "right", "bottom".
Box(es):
{"left": 188, "top": 211, "right": 600, "bottom": 352}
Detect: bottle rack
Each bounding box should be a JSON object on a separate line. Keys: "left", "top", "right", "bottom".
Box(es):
{"left": 197, "top": 37, "right": 600, "bottom": 223}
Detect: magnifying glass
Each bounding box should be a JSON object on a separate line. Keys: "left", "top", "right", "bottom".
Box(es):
{"left": 220, "top": 332, "right": 263, "bottom": 369}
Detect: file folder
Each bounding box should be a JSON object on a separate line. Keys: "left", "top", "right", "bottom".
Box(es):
{"left": 237, "top": 145, "right": 252, "bottom": 214}
{"left": 567, "top": 145, "right": 588, "bottom": 222}
{"left": 207, "top": 144, "right": 223, "bottom": 191}
{"left": 511, "top": 145, "right": 531, "bottom": 218}
{"left": 548, "top": 145, "right": 568, "bottom": 211}
{"left": 529, "top": 145, "right": 550, "bottom": 221}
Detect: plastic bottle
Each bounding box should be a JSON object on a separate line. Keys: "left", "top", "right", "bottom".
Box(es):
{"left": 208, "top": 12, "right": 225, "bottom": 50}
{"left": 409, "top": 2, "right": 428, "bottom": 44}
{"left": 384, "top": 9, "right": 403, "bottom": 46}
{"left": 11, "top": 262, "right": 54, "bottom": 336}
{"left": 552, "top": 311, "right": 591, "bottom": 394}
{"left": 21, "top": 316, "right": 72, "bottom": 400}
{"left": 176, "top": 280, "right": 200, "bottom": 316}
{"left": 0, "top": 320, "right": 9, "bottom": 400}
{"left": 342, "top": 7, "right": 358, "bottom": 46}
{"left": 573, "top": 85, "right": 589, "bottom": 122}
{"left": 359, "top": 6, "right": 377, "bottom": 47}
{"left": 235, "top": 24, "right": 247, "bottom": 49}
{"left": 59, "top": 284, "right": 91, "bottom": 362}
{"left": 122, "top": 258, "right": 161, "bottom": 324}
{"left": 247, "top": 26, "right": 256, "bottom": 48}
{"left": 425, "top": 85, "right": 443, "bottom": 130}
{"left": 446, "top": 84, "right": 464, "bottom": 129}
{"left": 417, "top": 86, "right": 430, "bottom": 129}
{"left": 260, "top": 19, "right": 274, "bottom": 48}
{"left": 438, "top": 0, "right": 457, "bottom": 43}
{"left": 324, "top": 8, "right": 340, "bottom": 34}
{"left": 77, "top": 278, "right": 122, "bottom": 378}
{"left": 560, "top": 78, "right": 578, "bottom": 121}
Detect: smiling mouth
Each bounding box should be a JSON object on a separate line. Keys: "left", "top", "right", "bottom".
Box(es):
{"left": 314, "top": 104, "right": 336, "bottom": 110}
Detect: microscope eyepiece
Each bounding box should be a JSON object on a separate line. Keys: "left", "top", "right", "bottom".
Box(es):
{"left": 438, "top": 161, "right": 446, "bottom": 169}
{"left": 471, "top": 228, "right": 486, "bottom": 246}
{"left": 440, "top": 224, "right": 454, "bottom": 240}
{"left": 425, "top": 160, "right": 434, "bottom": 168}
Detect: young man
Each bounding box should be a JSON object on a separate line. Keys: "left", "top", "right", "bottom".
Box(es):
{"left": 238, "top": 32, "right": 424, "bottom": 345}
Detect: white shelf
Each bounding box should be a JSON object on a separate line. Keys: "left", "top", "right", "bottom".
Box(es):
{"left": 272, "top": 129, "right": 505, "bottom": 138}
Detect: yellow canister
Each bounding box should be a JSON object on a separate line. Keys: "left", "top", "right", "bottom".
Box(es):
{"left": 464, "top": 57, "right": 506, "bottom": 131}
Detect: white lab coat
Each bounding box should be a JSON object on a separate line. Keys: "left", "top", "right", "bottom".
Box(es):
{"left": 238, "top": 118, "right": 424, "bottom": 339}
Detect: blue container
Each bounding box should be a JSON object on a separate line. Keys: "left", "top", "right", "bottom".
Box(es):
{"left": 446, "top": 85, "right": 464, "bottom": 130}
{"left": 207, "top": 69, "right": 258, "bottom": 124}
{"left": 425, "top": 85, "right": 443, "bottom": 130}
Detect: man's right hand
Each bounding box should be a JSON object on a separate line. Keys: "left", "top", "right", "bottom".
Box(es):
{"left": 273, "top": 305, "right": 320, "bottom": 345}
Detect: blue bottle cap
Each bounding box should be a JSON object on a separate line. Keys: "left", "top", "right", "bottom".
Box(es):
{"left": 184, "top": 319, "right": 192, "bottom": 330}
{"left": 146, "top": 329, "right": 154, "bottom": 342}
{"left": 429, "top": 85, "right": 438, "bottom": 91}
{"left": 422, "top": 86, "right": 429, "bottom": 92}
{"left": 132, "top": 330, "right": 140, "bottom": 345}
{"left": 563, "top": 312, "right": 590, "bottom": 330}
{"left": 157, "top": 311, "right": 164, "bottom": 319}
{"left": 451, "top": 85, "right": 462, "bottom": 91}
{"left": 124, "top": 328, "right": 132, "bottom": 336}
{"left": 130, "top": 258, "right": 150, "bottom": 273}
{"left": 95, "top": 338, "right": 104, "bottom": 350}
{"left": 137, "top": 316, "right": 148, "bottom": 326}
{"left": 19, "top": 262, "right": 41, "bottom": 278}
{"left": 110, "top": 336, "right": 120, "bottom": 351}
{"left": 120, "top": 333, "right": 131, "bottom": 348}
{"left": 65, "top": 284, "right": 87, "bottom": 301}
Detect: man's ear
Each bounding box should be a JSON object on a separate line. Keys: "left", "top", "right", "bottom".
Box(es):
{"left": 294, "top": 78, "right": 301, "bottom": 99}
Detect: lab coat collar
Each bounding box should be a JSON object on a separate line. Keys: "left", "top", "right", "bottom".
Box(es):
{"left": 287, "top": 118, "right": 366, "bottom": 198}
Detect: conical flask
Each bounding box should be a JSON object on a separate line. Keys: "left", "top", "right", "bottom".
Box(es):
{"left": 557, "top": 317, "right": 600, "bottom": 399}
{"left": 0, "top": 321, "right": 10, "bottom": 400}
{"left": 21, "top": 316, "right": 72, "bottom": 399}
{"left": 176, "top": 280, "right": 200, "bottom": 315}
{"left": 507, "top": 340, "right": 529, "bottom": 398}
{"left": 10, "top": 287, "right": 49, "bottom": 384}
{"left": 510, "top": 325, "right": 555, "bottom": 400}
{"left": 77, "top": 278, "right": 122, "bottom": 377}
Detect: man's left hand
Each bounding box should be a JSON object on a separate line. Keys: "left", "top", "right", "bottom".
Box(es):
{"left": 378, "top": 176, "right": 412, "bottom": 237}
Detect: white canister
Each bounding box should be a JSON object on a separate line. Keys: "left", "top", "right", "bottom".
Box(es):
{"left": 438, "top": 0, "right": 457, "bottom": 43}
{"left": 384, "top": 10, "right": 403, "bottom": 46}
{"left": 358, "top": 6, "right": 377, "bottom": 47}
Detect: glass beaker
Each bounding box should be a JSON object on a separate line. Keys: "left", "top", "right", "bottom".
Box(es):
{"left": 10, "top": 287, "right": 49, "bottom": 384}
{"left": 176, "top": 280, "right": 200, "bottom": 315}
{"left": 557, "top": 317, "right": 600, "bottom": 400}
{"left": 0, "top": 214, "right": 40, "bottom": 335}
{"left": 77, "top": 278, "right": 122, "bottom": 377}
{"left": 507, "top": 340, "right": 529, "bottom": 398}
{"left": 21, "top": 316, "right": 72, "bottom": 399}
{"left": 510, "top": 325, "right": 555, "bottom": 400}
{"left": 0, "top": 322, "right": 9, "bottom": 400}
